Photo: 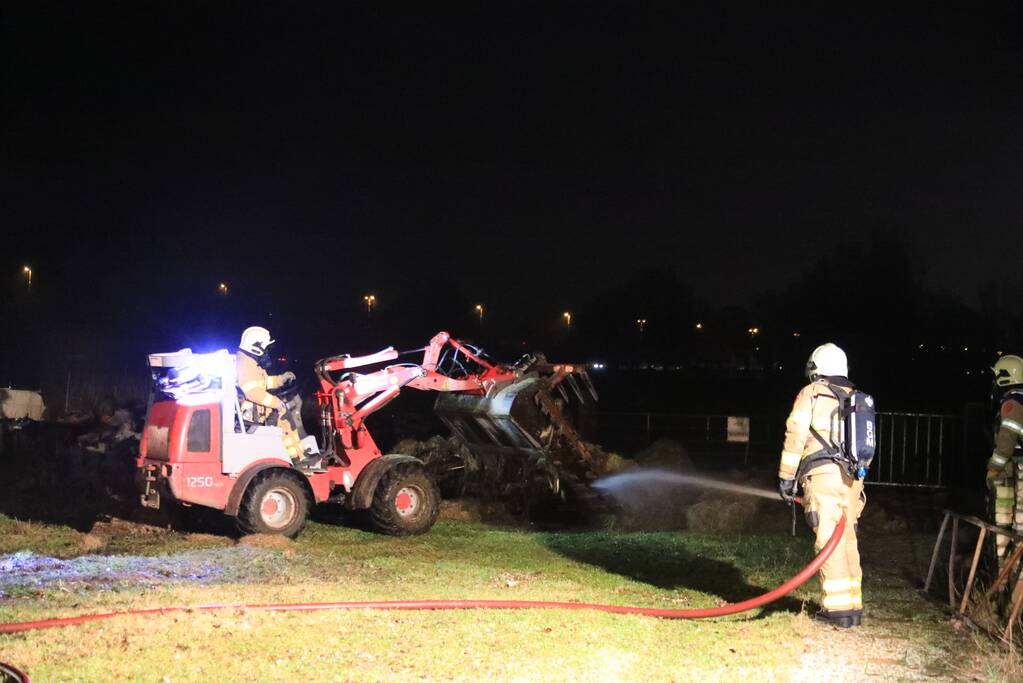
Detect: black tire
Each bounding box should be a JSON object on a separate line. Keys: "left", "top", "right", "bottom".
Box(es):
{"left": 369, "top": 462, "right": 440, "bottom": 536}
{"left": 236, "top": 470, "right": 311, "bottom": 538}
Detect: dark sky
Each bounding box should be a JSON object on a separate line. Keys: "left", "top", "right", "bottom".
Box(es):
{"left": 4, "top": 3, "right": 1022, "bottom": 317}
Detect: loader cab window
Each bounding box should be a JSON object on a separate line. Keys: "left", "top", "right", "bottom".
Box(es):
{"left": 150, "top": 366, "right": 223, "bottom": 402}
{"left": 187, "top": 409, "right": 211, "bottom": 452}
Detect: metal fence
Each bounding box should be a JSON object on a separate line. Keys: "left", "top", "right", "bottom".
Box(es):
{"left": 598, "top": 410, "right": 970, "bottom": 488}
{"left": 867, "top": 412, "right": 961, "bottom": 488}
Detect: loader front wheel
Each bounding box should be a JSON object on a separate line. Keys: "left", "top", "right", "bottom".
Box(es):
{"left": 370, "top": 462, "right": 440, "bottom": 536}
{"left": 236, "top": 471, "right": 310, "bottom": 538}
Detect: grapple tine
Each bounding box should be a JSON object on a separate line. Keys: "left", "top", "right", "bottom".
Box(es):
{"left": 433, "top": 361, "right": 602, "bottom": 513}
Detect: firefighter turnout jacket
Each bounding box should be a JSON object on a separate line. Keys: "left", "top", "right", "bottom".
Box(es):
{"left": 986, "top": 397, "right": 1023, "bottom": 559}
{"left": 779, "top": 376, "right": 865, "bottom": 620}
{"left": 236, "top": 351, "right": 302, "bottom": 461}
{"left": 779, "top": 378, "right": 852, "bottom": 481}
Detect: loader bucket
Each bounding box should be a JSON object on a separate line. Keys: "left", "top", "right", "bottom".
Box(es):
{"left": 433, "top": 368, "right": 603, "bottom": 507}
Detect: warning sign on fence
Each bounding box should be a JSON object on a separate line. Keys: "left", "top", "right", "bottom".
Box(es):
{"left": 727, "top": 416, "right": 750, "bottom": 443}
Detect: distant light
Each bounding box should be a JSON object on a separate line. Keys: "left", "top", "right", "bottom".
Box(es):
{"left": 636, "top": 318, "right": 647, "bottom": 332}
{"left": 364, "top": 294, "right": 377, "bottom": 312}
{"left": 918, "top": 344, "right": 924, "bottom": 349}
{"left": 695, "top": 322, "right": 703, "bottom": 331}
{"left": 748, "top": 327, "right": 759, "bottom": 336}
{"left": 792, "top": 331, "right": 801, "bottom": 337}
{"left": 563, "top": 311, "right": 572, "bottom": 327}
{"left": 218, "top": 282, "right": 229, "bottom": 295}
{"left": 591, "top": 362, "right": 606, "bottom": 370}
{"left": 963, "top": 347, "right": 968, "bottom": 352}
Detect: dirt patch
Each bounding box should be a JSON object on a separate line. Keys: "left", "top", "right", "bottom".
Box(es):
{"left": 490, "top": 571, "right": 542, "bottom": 589}
{"left": 88, "top": 517, "right": 168, "bottom": 538}
{"left": 438, "top": 499, "right": 520, "bottom": 526}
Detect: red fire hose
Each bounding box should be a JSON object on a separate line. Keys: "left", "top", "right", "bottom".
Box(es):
{"left": 0, "top": 517, "right": 843, "bottom": 681}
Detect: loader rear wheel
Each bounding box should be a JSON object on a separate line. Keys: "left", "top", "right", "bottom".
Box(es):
{"left": 236, "top": 471, "right": 310, "bottom": 538}
{"left": 369, "top": 462, "right": 440, "bottom": 536}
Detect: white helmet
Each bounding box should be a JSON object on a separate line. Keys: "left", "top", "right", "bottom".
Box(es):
{"left": 993, "top": 355, "right": 1023, "bottom": 388}
{"left": 806, "top": 343, "right": 848, "bottom": 380}
{"left": 239, "top": 326, "right": 275, "bottom": 357}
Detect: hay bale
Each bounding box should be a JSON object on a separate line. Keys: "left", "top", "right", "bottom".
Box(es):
{"left": 438, "top": 499, "right": 519, "bottom": 525}
{"left": 79, "top": 532, "right": 108, "bottom": 552}
{"left": 633, "top": 439, "right": 693, "bottom": 470}
{"left": 583, "top": 442, "right": 635, "bottom": 477}
{"left": 685, "top": 495, "right": 761, "bottom": 534}
{"left": 238, "top": 534, "right": 296, "bottom": 552}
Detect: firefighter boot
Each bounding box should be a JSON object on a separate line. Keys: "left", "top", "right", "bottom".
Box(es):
{"left": 812, "top": 610, "right": 855, "bottom": 629}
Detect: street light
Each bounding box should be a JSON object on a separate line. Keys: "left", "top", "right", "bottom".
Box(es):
{"left": 563, "top": 311, "right": 572, "bottom": 328}
{"left": 695, "top": 322, "right": 703, "bottom": 331}
{"left": 22, "top": 265, "right": 32, "bottom": 291}
{"left": 364, "top": 294, "right": 376, "bottom": 313}
{"left": 636, "top": 318, "right": 647, "bottom": 333}
{"left": 748, "top": 326, "right": 760, "bottom": 337}
{"left": 218, "top": 282, "right": 229, "bottom": 296}
{"left": 475, "top": 304, "right": 484, "bottom": 323}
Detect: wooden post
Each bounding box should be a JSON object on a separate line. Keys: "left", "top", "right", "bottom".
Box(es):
{"left": 1003, "top": 575, "right": 1023, "bottom": 643}
{"left": 959, "top": 528, "right": 987, "bottom": 615}
{"left": 948, "top": 517, "right": 959, "bottom": 609}
{"left": 925, "top": 512, "right": 950, "bottom": 592}
{"left": 986, "top": 543, "right": 1023, "bottom": 599}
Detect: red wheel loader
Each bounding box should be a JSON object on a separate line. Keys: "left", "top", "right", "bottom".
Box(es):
{"left": 137, "top": 331, "right": 599, "bottom": 537}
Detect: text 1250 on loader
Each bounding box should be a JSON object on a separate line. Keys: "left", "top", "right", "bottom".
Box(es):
{"left": 137, "top": 331, "right": 598, "bottom": 537}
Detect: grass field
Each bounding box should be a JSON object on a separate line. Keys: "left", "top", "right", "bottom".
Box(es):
{"left": 0, "top": 504, "right": 1015, "bottom": 682}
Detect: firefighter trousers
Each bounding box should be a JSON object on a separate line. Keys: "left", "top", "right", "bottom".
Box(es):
{"left": 801, "top": 462, "right": 865, "bottom": 616}
{"left": 991, "top": 460, "right": 1023, "bottom": 560}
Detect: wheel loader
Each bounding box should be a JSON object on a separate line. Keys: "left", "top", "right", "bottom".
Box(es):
{"left": 137, "top": 331, "right": 599, "bottom": 537}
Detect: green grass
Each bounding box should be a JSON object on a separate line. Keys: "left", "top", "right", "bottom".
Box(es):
{"left": 0, "top": 514, "right": 1010, "bottom": 681}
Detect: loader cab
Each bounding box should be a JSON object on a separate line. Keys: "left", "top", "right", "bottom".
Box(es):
{"left": 141, "top": 349, "right": 291, "bottom": 474}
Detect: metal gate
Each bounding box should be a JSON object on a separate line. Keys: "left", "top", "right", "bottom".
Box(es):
{"left": 866, "top": 412, "right": 961, "bottom": 488}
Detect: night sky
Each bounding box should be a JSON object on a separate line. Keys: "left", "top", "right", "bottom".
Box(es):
{"left": 4, "top": 4, "right": 1022, "bottom": 357}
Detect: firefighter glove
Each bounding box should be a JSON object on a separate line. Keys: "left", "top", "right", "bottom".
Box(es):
{"left": 778, "top": 477, "right": 797, "bottom": 502}
{"left": 987, "top": 466, "right": 1004, "bottom": 485}
{"left": 282, "top": 371, "right": 296, "bottom": 384}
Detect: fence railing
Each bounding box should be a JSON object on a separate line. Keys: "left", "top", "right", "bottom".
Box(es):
{"left": 598, "top": 410, "right": 967, "bottom": 488}
{"left": 867, "top": 412, "right": 960, "bottom": 488}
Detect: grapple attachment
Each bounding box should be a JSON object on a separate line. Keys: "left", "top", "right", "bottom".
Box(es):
{"left": 434, "top": 362, "right": 601, "bottom": 506}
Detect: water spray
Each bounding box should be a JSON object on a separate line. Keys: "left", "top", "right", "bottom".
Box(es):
{"left": 593, "top": 469, "right": 784, "bottom": 502}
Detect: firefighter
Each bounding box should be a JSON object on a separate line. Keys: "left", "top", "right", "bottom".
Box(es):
{"left": 986, "top": 354, "right": 1023, "bottom": 562}
{"left": 237, "top": 326, "right": 319, "bottom": 468}
{"left": 778, "top": 342, "right": 865, "bottom": 628}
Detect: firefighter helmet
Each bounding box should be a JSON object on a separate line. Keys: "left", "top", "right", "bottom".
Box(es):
{"left": 993, "top": 355, "right": 1023, "bottom": 388}
{"left": 806, "top": 343, "right": 848, "bottom": 380}
{"left": 239, "top": 326, "right": 275, "bottom": 357}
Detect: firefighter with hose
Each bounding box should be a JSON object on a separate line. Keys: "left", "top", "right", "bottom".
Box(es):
{"left": 237, "top": 326, "right": 321, "bottom": 469}
{"left": 778, "top": 343, "right": 874, "bottom": 628}
{"left": 985, "top": 354, "right": 1023, "bottom": 564}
